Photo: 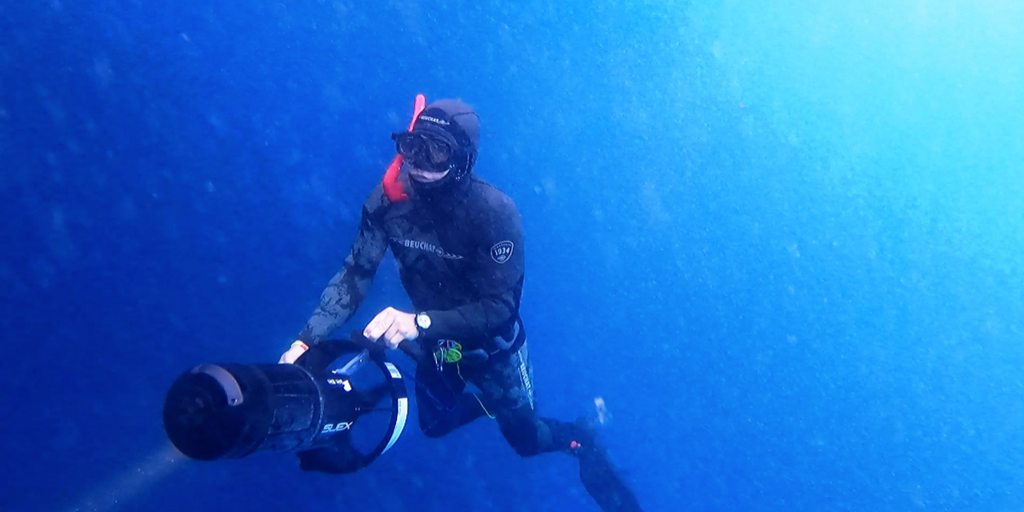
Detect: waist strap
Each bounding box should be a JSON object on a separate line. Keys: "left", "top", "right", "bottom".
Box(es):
{"left": 439, "top": 317, "right": 526, "bottom": 367}
{"left": 485, "top": 316, "right": 525, "bottom": 355}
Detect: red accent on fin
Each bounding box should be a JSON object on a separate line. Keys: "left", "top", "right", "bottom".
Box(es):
{"left": 382, "top": 94, "right": 428, "bottom": 202}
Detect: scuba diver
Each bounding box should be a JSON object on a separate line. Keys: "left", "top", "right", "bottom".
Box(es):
{"left": 278, "top": 97, "right": 643, "bottom": 512}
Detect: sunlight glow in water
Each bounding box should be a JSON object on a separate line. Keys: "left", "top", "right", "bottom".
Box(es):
{"left": 65, "top": 445, "right": 183, "bottom": 512}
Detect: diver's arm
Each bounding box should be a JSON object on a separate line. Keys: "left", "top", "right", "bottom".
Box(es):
{"left": 421, "top": 199, "right": 524, "bottom": 340}
{"left": 299, "top": 205, "right": 389, "bottom": 345}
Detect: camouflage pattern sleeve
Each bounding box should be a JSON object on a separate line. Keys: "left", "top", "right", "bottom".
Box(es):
{"left": 298, "top": 204, "right": 388, "bottom": 344}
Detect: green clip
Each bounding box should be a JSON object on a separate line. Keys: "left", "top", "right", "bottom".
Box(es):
{"left": 434, "top": 340, "right": 463, "bottom": 365}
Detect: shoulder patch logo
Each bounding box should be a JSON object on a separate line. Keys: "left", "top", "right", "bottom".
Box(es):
{"left": 490, "top": 241, "right": 514, "bottom": 264}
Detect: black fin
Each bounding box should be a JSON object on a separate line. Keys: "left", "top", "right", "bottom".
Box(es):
{"left": 573, "top": 418, "right": 644, "bottom": 512}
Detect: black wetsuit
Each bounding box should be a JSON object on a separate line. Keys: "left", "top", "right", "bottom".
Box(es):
{"left": 299, "top": 174, "right": 523, "bottom": 353}
{"left": 299, "top": 174, "right": 641, "bottom": 511}
{"left": 298, "top": 174, "right": 561, "bottom": 450}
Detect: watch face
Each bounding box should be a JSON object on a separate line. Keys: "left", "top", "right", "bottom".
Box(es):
{"left": 417, "top": 313, "right": 431, "bottom": 330}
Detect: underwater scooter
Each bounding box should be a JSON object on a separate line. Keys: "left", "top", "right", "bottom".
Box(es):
{"left": 162, "top": 93, "right": 430, "bottom": 474}
{"left": 162, "top": 333, "right": 420, "bottom": 473}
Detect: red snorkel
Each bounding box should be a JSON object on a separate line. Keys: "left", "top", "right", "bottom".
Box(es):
{"left": 382, "top": 94, "right": 427, "bottom": 202}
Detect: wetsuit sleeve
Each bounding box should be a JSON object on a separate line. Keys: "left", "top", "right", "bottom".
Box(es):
{"left": 423, "top": 197, "right": 524, "bottom": 340}
{"left": 298, "top": 202, "right": 389, "bottom": 344}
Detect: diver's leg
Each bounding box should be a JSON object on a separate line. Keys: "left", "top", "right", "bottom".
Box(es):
{"left": 472, "top": 341, "right": 569, "bottom": 455}
{"left": 475, "top": 342, "right": 644, "bottom": 512}
{"left": 415, "top": 362, "right": 486, "bottom": 438}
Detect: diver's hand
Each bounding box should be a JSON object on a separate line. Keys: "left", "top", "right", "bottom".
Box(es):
{"left": 363, "top": 307, "right": 418, "bottom": 349}
{"left": 278, "top": 340, "right": 309, "bottom": 364}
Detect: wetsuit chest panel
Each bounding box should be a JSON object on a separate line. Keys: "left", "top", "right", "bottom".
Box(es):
{"left": 380, "top": 204, "right": 480, "bottom": 310}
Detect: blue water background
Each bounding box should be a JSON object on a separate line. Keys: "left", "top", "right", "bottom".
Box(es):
{"left": 2, "top": 1, "right": 1022, "bottom": 511}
